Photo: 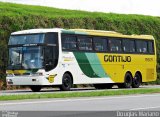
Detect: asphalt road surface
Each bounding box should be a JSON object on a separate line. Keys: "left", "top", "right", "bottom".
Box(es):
{"left": 0, "top": 94, "right": 160, "bottom": 111}
{"left": 1, "top": 86, "right": 160, "bottom": 117}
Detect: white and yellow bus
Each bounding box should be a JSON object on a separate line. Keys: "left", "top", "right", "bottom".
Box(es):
{"left": 6, "top": 28, "right": 157, "bottom": 91}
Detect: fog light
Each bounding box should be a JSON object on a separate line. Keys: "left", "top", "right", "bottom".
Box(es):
{"left": 7, "top": 79, "right": 13, "bottom": 84}
{"left": 32, "top": 79, "right": 39, "bottom": 82}
{"left": 7, "top": 79, "right": 12, "bottom": 82}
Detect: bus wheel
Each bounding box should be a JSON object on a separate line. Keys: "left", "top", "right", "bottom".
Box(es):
{"left": 132, "top": 73, "right": 141, "bottom": 88}
{"left": 60, "top": 73, "right": 72, "bottom": 91}
{"left": 30, "top": 86, "right": 42, "bottom": 92}
{"left": 124, "top": 73, "right": 132, "bottom": 88}
{"left": 118, "top": 73, "right": 132, "bottom": 88}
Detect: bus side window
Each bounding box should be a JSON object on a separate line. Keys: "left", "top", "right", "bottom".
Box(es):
{"left": 62, "top": 35, "right": 77, "bottom": 50}
{"left": 109, "top": 39, "right": 122, "bottom": 52}
{"left": 78, "top": 37, "right": 93, "bottom": 51}
{"left": 123, "top": 39, "right": 135, "bottom": 53}
{"left": 93, "top": 38, "right": 107, "bottom": 52}
{"left": 148, "top": 41, "right": 154, "bottom": 53}
{"left": 136, "top": 40, "right": 148, "bottom": 53}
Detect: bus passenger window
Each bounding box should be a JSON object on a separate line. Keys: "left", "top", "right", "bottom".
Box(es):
{"left": 136, "top": 40, "right": 148, "bottom": 53}
{"left": 62, "top": 36, "right": 77, "bottom": 50}
{"left": 78, "top": 37, "right": 93, "bottom": 51}
{"left": 93, "top": 38, "right": 107, "bottom": 52}
{"left": 148, "top": 41, "right": 154, "bottom": 53}
{"left": 109, "top": 39, "right": 122, "bottom": 52}
{"left": 123, "top": 40, "right": 135, "bottom": 53}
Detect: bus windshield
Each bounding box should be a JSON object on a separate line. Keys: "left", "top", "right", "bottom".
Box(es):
{"left": 7, "top": 32, "right": 59, "bottom": 70}
{"left": 8, "top": 46, "right": 43, "bottom": 69}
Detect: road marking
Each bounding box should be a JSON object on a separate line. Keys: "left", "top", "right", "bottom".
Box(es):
{"left": 0, "top": 94, "right": 160, "bottom": 106}
{"left": 130, "top": 106, "right": 160, "bottom": 110}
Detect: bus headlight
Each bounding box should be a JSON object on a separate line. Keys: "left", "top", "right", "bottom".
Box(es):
{"left": 7, "top": 79, "right": 13, "bottom": 84}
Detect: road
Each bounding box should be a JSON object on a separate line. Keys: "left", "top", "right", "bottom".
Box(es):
{"left": 1, "top": 85, "right": 160, "bottom": 96}
{"left": 1, "top": 87, "right": 160, "bottom": 117}
{"left": 0, "top": 94, "right": 160, "bottom": 111}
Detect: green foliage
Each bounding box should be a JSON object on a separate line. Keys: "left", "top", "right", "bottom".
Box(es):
{"left": 0, "top": 2, "right": 160, "bottom": 87}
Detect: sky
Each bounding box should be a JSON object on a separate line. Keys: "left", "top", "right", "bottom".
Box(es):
{"left": 0, "top": 0, "right": 160, "bottom": 16}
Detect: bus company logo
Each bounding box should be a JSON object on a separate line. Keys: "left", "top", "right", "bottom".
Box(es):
{"left": 2, "top": 111, "right": 19, "bottom": 117}
{"left": 104, "top": 55, "right": 131, "bottom": 62}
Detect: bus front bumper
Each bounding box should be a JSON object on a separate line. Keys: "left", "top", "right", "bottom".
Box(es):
{"left": 6, "top": 76, "right": 57, "bottom": 86}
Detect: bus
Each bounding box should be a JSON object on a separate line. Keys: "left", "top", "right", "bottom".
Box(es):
{"left": 6, "top": 28, "right": 157, "bottom": 92}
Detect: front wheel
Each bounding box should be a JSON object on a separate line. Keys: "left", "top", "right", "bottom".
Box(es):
{"left": 60, "top": 73, "right": 72, "bottom": 91}
{"left": 30, "top": 86, "right": 42, "bottom": 92}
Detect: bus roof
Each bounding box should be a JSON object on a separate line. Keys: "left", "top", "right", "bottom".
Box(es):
{"left": 69, "top": 29, "right": 154, "bottom": 40}
{"left": 11, "top": 28, "right": 63, "bottom": 35}
{"left": 11, "top": 28, "right": 154, "bottom": 40}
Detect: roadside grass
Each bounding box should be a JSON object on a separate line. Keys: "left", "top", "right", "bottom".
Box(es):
{"left": 0, "top": 88, "right": 160, "bottom": 101}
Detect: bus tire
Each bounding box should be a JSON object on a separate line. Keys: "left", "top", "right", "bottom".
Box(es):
{"left": 132, "top": 73, "right": 141, "bottom": 88}
{"left": 60, "top": 73, "right": 72, "bottom": 91}
{"left": 30, "top": 86, "right": 42, "bottom": 92}
{"left": 124, "top": 72, "right": 132, "bottom": 88}
{"left": 118, "top": 73, "right": 132, "bottom": 88}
